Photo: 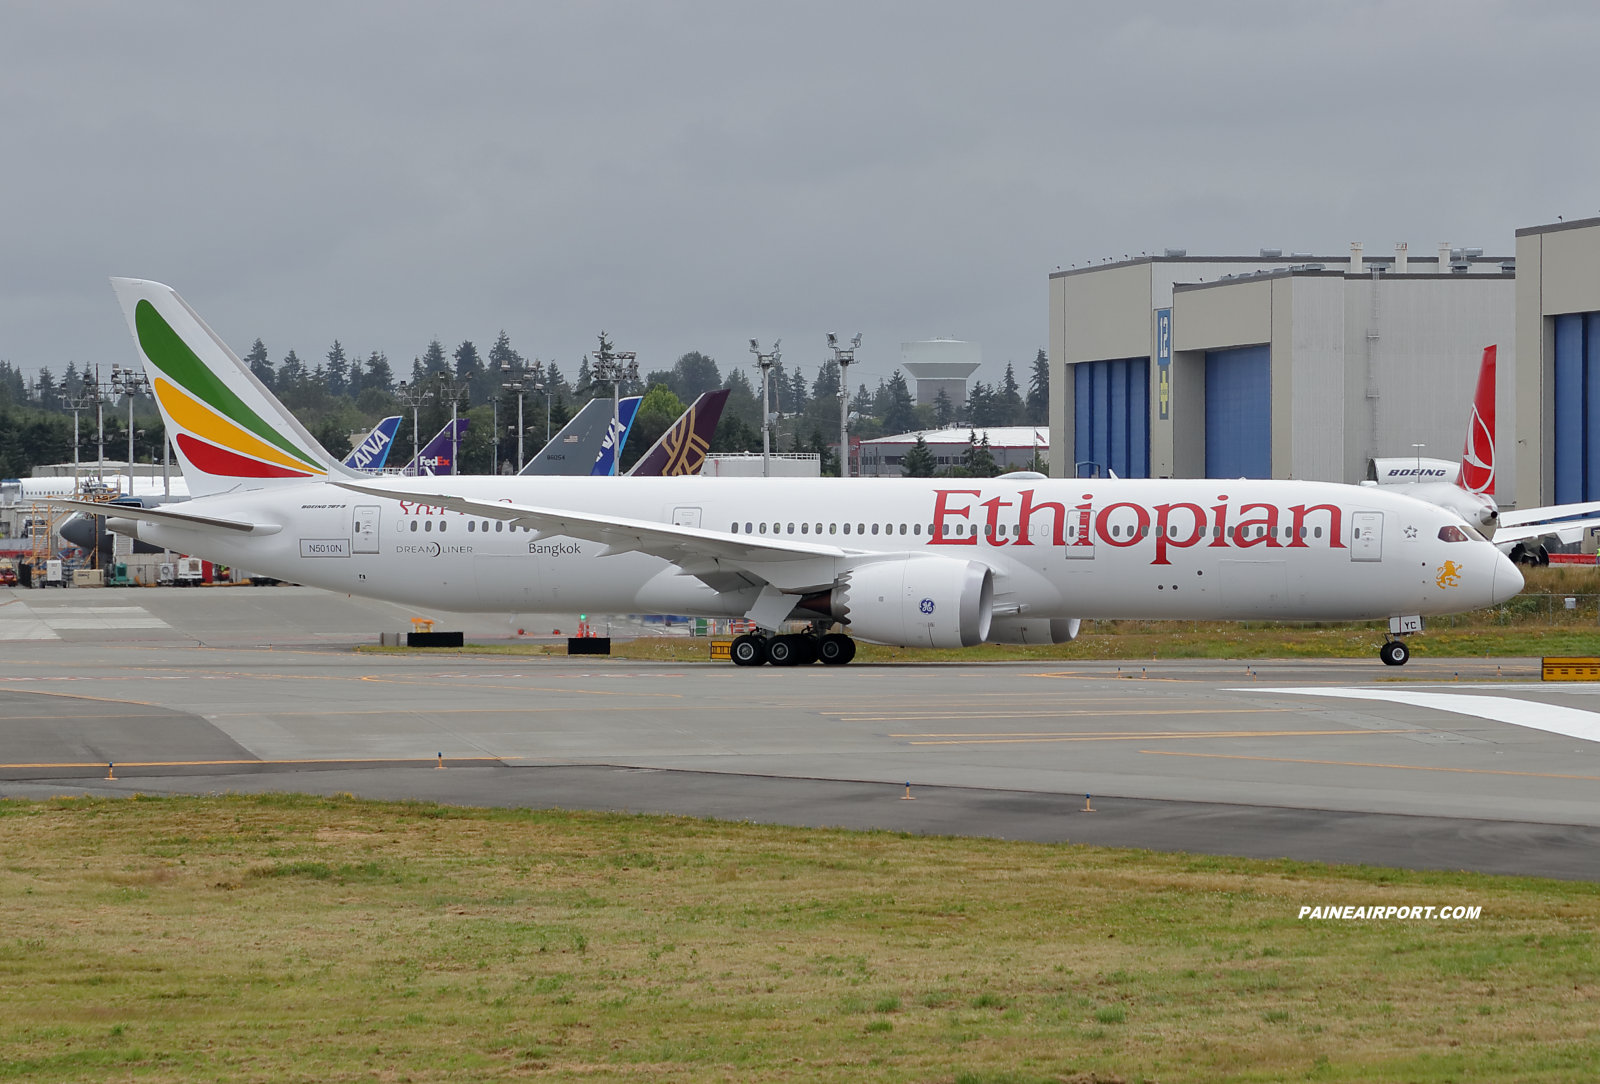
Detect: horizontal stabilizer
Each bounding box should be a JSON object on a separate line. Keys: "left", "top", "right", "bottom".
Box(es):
{"left": 43, "top": 497, "right": 275, "bottom": 535}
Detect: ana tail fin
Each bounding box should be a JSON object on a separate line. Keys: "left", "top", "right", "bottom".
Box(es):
{"left": 628, "top": 389, "right": 730, "bottom": 476}
{"left": 1459, "top": 345, "right": 1496, "bottom": 495}
{"left": 110, "top": 278, "right": 347, "bottom": 496}
{"left": 344, "top": 415, "right": 403, "bottom": 471}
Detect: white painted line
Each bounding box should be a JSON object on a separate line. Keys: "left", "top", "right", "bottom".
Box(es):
{"left": 1241, "top": 688, "right": 1600, "bottom": 744}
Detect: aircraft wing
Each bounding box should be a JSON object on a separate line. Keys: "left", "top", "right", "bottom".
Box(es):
{"left": 43, "top": 498, "right": 276, "bottom": 535}
{"left": 1494, "top": 514, "right": 1600, "bottom": 547}
{"left": 1498, "top": 500, "right": 1600, "bottom": 529}
{"left": 334, "top": 481, "right": 855, "bottom": 566}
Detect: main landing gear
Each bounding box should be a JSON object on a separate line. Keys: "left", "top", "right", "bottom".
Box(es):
{"left": 1379, "top": 639, "right": 1410, "bottom": 667}
{"left": 729, "top": 630, "right": 856, "bottom": 667}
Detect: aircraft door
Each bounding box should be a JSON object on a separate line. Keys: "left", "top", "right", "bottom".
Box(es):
{"left": 672, "top": 506, "right": 702, "bottom": 529}
{"left": 1350, "top": 512, "right": 1383, "bottom": 561}
{"left": 353, "top": 506, "right": 381, "bottom": 553}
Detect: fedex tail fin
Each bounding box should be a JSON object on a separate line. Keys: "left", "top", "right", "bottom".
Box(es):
{"left": 404, "top": 418, "right": 469, "bottom": 476}
{"left": 1460, "top": 345, "right": 1496, "bottom": 495}
{"left": 110, "top": 278, "right": 349, "bottom": 497}
{"left": 628, "top": 389, "right": 730, "bottom": 477}
{"left": 344, "top": 415, "right": 402, "bottom": 471}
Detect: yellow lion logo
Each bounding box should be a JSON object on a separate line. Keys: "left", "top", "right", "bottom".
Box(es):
{"left": 1436, "top": 560, "right": 1463, "bottom": 589}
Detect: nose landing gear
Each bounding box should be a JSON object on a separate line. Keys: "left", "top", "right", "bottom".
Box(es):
{"left": 1379, "top": 639, "right": 1410, "bottom": 667}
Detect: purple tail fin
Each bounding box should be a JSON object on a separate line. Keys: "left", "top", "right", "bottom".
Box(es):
{"left": 628, "top": 389, "right": 730, "bottom": 476}
{"left": 406, "top": 418, "right": 469, "bottom": 476}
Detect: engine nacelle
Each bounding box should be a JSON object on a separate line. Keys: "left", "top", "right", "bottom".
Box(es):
{"left": 816, "top": 557, "right": 993, "bottom": 648}
{"left": 986, "top": 617, "right": 1080, "bottom": 645}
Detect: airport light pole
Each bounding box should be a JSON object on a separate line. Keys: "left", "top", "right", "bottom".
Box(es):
{"left": 65, "top": 383, "right": 100, "bottom": 493}
{"left": 828, "top": 333, "right": 862, "bottom": 478}
{"left": 395, "top": 379, "right": 431, "bottom": 476}
{"left": 437, "top": 373, "right": 461, "bottom": 476}
{"left": 501, "top": 359, "right": 544, "bottom": 473}
{"left": 591, "top": 334, "right": 638, "bottom": 477}
{"left": 111, "top": 364, "right": 150, "bottom": 496}
{"left": 488, "top": 394, "right": 501, "bottom": 475}
{"left": 749, "top": 339, "right": 781, "bottom": 478}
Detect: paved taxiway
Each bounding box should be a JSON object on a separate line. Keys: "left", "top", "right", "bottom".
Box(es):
{"left": 3, "top": 586, "right": 1599, "bottom": 879}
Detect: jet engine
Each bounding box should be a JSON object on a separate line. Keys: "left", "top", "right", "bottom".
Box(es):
{"left": 986, "top": 617, "right": 1080, "bottom": 645}
{"left": 799, "top": 557, "right": 993, "bottom": 648}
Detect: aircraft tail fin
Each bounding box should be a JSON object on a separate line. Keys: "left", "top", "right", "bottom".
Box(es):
{"left": 110, "top": 278, "right": 350, "bottom": 497}
{"left": 344, "top": 415, "right": 402, "bottom": 471}
{"left": 519, "top": 399, "right": 614, "bottom": 476}
{"left": 590, "top": 396, "right": 642, "bottom": 476}
{"left": 403, "top": 419, "right": 469, "bottom": 476}
{"left": 1460, "top": 345, "right": 1496, "bottom": 495}
{"left": 628, "top": 389, "right": 730, "bottom": 477}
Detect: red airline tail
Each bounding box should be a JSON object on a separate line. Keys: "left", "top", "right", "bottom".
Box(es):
{"left": 1459, "top": 345, "right": 1496, "bottom": 495}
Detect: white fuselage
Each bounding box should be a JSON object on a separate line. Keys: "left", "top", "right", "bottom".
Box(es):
{"left": 116, "top": 475, "right": 1522, "bottom": 625}
{"left": 1373, "top": 480, "right": 1498, "bottom": 536}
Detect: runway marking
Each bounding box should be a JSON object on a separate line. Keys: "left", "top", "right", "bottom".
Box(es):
{"left": 0, "top": 757, "right": 505, "bottom": 770}
{"left": 1141, "top": 749, "right": 1600, "bottom": 782}
{"left": 1240, "top": 688, "right": 1600, "bottom": 744}
{"left": 360, "top": 675, "right": 685, "bottom": 699}
{"left": 904, "top": 729, "right": 1370, "bottom": 746}
{"left": 847, "top": 708, "right": 1293, "bottom": 722}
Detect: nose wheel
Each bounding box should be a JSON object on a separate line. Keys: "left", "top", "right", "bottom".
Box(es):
{"left": 1379, "top": 639, "right": 1410, "bottom": 667}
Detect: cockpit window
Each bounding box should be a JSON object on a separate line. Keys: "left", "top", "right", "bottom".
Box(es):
{"left": 1437, "top": 525, "right": 1470, "bottom": 542}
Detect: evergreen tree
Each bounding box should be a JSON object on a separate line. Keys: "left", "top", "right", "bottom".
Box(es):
{"left": 544, "top": 360, "right": 569, "bottom": 397}
{"left": 710, "top": 412, "right": 763, "bottom": 454}
{"left": 421, "top": 339, "right": 448, "bottom": 374}
{"left": 245, "top": 339, "right": 274, "bottom": 389}
{"left": 882, "top": 370, "right": 918, "bottom": 435}
{"left": 965, "top": 380, "right": 997, "bottom": 426}
{"left": 808, "top": 426, "right": 839, "bottom": 477}
{"left": 1026, "top": 348, "right": 1050, "bottom": 425}
{"left": 901, "top": 433, "right": 936, "bottom": 477}
{"left": 364, "top": 350, "right": 394, "bottom": 394}
{"left": 279, "top": 349, "right": 307, "bottom": 387}
{"left": 999, "top": 362, "right": 1025, "bottom": 424}
{"left": 788, "top": 367, "right": 808, "bottom": 413}
{"left": 812, "top": 359, "right": 841, "bottom": 401}
{"left": 487, "top": 331, "right": 522, "bottom": 374}
{"left": 453, "top": 340, "right": 482, "bottom": 380}
{"left": 34, "top": 368, "right": 58, "bottom": 411}
{"left": 849, "top": 383, "right": 873, "bottom": 415}
{"left": 409, "top": 356, "right": 426, "bottom": 385}
{"left": 933, "top": 387, "right": 955, "bottom": 427}
{"left": 62, "top": 362, "right": 82, "bottom": 398}
{"left": 325, "top": 341, "right": 349, "bottom": 398}
{"left": 963, "top": 430, "right": 1000, "bottom": 477}
{"left": 673, "top": 351, "right": 721, "bottom": 401}
{"left": 574, "top": 355, "right": 593, "bottom": 399}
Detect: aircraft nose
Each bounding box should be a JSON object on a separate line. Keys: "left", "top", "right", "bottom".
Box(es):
{"left": 1491, "top": 548, "right": 1524, "bottom": 605}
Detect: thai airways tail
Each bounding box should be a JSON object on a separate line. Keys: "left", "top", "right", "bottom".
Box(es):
{"left": 343, "top": 416, "right": 402, "bottom": 471}
{"left": 1459, "top": 345, "right": 1496, "bottom": 495}
{"left": 403, "top": 419, "right": 470, "bottom": 476}
{"left": 110, "top": 278, "right": 353, "bottom": 497}
{"left": 628, "top": 389, "right": 730, "bottom": 477}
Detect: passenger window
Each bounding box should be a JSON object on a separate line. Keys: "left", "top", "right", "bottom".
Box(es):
{"left": 900, "top": 524, "right": 907, "bottom": 535}
{"left": 843, "top": 523, "right": 851, "bottom": 534}
{"left": 801, "top": 522, "right": 809, "bottom": 534}
{"left": 496, "top": 521, "right": 503, "bottom": 532}
{"left": 425, "top": 521, "right": 433, "bottom": 532}
{"left": 760, "top": 523, "right": 767, "bottom": 534}
{"left": 984, "top": 524, "right": 993, "bottom": 536}
{"left": 1438, "top": 525, "right": 1469, "bottom": 542}
{"left": 410, "top": 521, "right": 418, "bottom": 532}
{"left": 1314, "top": 526, "right": 1322, "bottom": 538}
{"left": 830, "top": 523, "right": 837, "bottom": 534}
{"left": 468, "top": 521, "right": 475, "bottom": 532}
{"left": 815, "top": 523, "right": 822, "bottom": 534}
{"left": 439, "top": 520, "right": 446, "bottom": 532}
{"left": 913, "top": 523, "right": 921, "bottom": 535}
{"left": 857, "top": 523, "right": 865, "bottom": 534}
{"left": 731, "top": 522, "right": 738, "bottom": 532}
{"left": 745, "top": 522, "right": 752, "bottom": 533}
{"left": 871, "top": 524, "right": 879, "bottom": 535}
{"left": 788, "top": 523, "right": 794, "bottom": 534}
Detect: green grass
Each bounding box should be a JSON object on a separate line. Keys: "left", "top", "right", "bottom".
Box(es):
{"left": 1, "top": 793, "right": 1598, "bottom": 1081}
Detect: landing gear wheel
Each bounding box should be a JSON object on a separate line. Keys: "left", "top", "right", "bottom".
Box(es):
{"left": 730, "top": 633, "right": 768, "bottom": 666}
{"left": 792, "top": 635, "right": 819, "bottom": 665}
{"left": 818, "top": 633, "right": 856, "bottom": 666}
{"left": 1379, "top": 640, "right": 1410, "bottom": 667}
{"left": 766, "top": 635, "right": 800, "bottom": 666}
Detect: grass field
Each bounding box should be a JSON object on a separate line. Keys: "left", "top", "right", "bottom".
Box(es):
{"left": 362, "top": 567, "right": 1600, "bottom": 663}
{"left": 2, "top": 794, "right": 1597, "bottom": 1083}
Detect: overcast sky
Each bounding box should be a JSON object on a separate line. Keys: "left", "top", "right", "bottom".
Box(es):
{"left": 4, "top": 2, "right": 1598, "bottom": 392}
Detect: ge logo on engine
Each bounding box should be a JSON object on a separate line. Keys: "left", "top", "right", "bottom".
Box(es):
{"left": 919, "top": 598, "right": 936, "bottom": 614}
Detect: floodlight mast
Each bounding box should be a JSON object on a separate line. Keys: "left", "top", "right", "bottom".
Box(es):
{"left": 111, "top": 364, "right": 150, "bottom": 496}
{"left": 749, "top": 339, "right": 781, "bottom": 477}
{"left": 828, "top": 333, "right": 862, "bottom": 477}
{"left": 592, "top": 333, "right": 638, "bottom": 476}
{"left": 395, "top": 378, "right": 433, "bottom": 476}
{"left": 500, "top": 359, "right": 543, "bottom": 473}
{"left": 65, "top": 380, "right": 101, "bottom": 493}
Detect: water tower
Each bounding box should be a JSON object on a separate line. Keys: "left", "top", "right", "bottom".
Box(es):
{"left": 900, "top": 339, "right": 981, "bottom": 409}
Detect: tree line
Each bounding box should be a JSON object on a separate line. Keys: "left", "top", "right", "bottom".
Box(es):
{"left": 0, "top": 336, "right": 1047, "bottom": 480}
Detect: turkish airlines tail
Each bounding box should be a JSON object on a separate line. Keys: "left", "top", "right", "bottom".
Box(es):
{"left": 1459, "top": 345, "right": 1496, "bottom": 496}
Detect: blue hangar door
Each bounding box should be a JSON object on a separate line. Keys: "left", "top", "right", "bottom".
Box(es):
{"left": 1553, "top": 312, "right": 1600, "bottom": 504}
{"left": 1205, "top": 345, "right": 1271, "bottom": 478}
{"left": 1073, "top": 357, "right": 1149, "bottom": 478}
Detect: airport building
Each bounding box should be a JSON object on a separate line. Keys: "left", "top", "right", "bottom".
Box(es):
{"left": 857, "top": 426, "right": 1048, "bottom": 477}
{"left": 1046, "top": 245, "right": 1519, "bottom": 499}
{"left": 1514, "top": 217, "right": 1600, "bottom": 506}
